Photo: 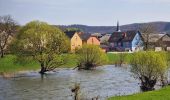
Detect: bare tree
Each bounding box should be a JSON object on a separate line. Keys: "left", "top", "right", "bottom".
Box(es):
{"left": 0, "top": 15, "right": 17, "bottom": 58}
{"left": 139, "top": 23, "right": 157, "bottom": 50}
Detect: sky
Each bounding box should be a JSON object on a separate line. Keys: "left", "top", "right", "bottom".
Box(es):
{"left": 0, "top": 0, "right": 170, "bottom": 26}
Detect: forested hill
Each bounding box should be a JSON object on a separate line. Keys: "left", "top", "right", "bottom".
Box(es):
{"left": 57, "top": 22, "right": 170, "bottom": 34}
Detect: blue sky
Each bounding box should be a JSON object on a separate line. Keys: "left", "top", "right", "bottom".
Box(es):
{"left": 0, "top": 0, "right": 170, "bottom": 26}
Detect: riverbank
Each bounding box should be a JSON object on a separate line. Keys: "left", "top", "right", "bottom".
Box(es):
{"left": 0, "top": 52, "right": 169, "bottom": 73}
{"left": 0, "top": 54, "right": 78, "bottom": 73}
{"left": 0, "top": 53, "right": 132, "bottom": 73}
{"left": 108, "top": 86, "right": 170, "bottom": 100}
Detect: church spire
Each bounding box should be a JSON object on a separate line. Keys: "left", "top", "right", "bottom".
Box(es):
{"left": 116, "top": 21, "right": 121, "bottom": 32}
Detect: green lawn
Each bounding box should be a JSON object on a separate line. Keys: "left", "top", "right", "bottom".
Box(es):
{"left": 0, "top": 54, "right": 78, "bottom": 73}
{"left": 108, "top": 86, "right": 170, "bottom": 100}
{"left": 0, "top": 53, "right": 132, "bottom": 73}
{"left": 0, "top": 55, "right": 40, "bottom": 73}
{"left": 107, "top": 53, "right": 132, "bottom": 64}
{"left": 0, "top": 52, "right": 168, "bottom": 73}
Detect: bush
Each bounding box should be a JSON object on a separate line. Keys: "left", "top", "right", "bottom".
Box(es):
{"left": 76, "top": 45, "right": 108, "bottom": 70}
{"left": 130, "top": 51, "right": 169, "bottom": 91}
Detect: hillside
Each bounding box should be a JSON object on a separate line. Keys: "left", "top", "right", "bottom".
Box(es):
{"left": 57, "top": 22, "right": 170, "bottom": 34}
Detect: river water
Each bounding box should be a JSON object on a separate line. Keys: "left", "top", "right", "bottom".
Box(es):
{"left": 0, "top": 65, "right": 141, "bottom": 100}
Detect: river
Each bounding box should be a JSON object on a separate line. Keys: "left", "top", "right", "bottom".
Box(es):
{"left": 0, "top": 65, "right": 141, "bottom": 100}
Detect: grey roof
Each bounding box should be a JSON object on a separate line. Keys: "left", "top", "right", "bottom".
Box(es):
{"left": 100, "top": 34, "right": 111, "bottom": 43}
{"left": 141, "top": 33, "right": 165, "bottom": 43}
{"left": 108, "top": 31, "right": 139, "bottom": 42}
{"left": 91, "top": 33, "right": 102, "bottom": 36}
{"left": 80, "top": 33, "right": 91, "bottom": 41}
{"left": 65, "top": 31, "right": 76, "bottom": 38}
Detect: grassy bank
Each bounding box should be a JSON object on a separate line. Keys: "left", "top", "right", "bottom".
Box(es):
{"left": 107, "top": 53, "right": 132, "bottom": 64}
{"left": 0, "top": 55, "right": 40, "bottom": 73}
{"left": 108, "top": 86, "right": 170, "bottom": 100}
{"left": 0, "top": 53, "right": 131, "bottom": 73}
{"left": 0, "top": 54, "right": 77, "bottom": 73}
{"left": 0, "top": 52, "right": 169, "bottom": 73}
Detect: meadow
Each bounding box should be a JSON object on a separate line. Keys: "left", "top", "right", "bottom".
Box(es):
{"left": 108, "top": 86, "right": 170, "bottom": 100}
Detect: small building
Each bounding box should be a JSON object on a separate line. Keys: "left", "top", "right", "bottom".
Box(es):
{"left": 65, "top": 31, "right": 82, "bottom": 52}
{"left": 142, "top": 33, "right": 170, "bottom": 51}
{"left": 108, "top": 31, "right": 143, "bottom": 52}
{"left": 156, "top": 34, "right": 170, "bottom": 51}
{"left": 100, "top": 34, "right": 111, "bottom": 45}
{"left": 141, "top": 33, "right": 164, "bottom": 50}
{"left": 80, "top": 33, "right": 100, "bottom": 45}
{"left": 65, "top": 31, "right": 100, "bottom": 52}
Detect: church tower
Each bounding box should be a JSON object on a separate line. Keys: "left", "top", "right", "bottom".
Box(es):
{"left": 116, "top": 21, "right": 121, "bottom": 32}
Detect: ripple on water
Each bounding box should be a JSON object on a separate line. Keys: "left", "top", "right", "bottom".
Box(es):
{"left": 0, "top": 65, "right": 141, "bottom": 100}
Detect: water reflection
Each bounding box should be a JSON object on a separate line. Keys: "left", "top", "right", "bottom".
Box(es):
{"left": 0, "top": 65, "right": 140, "bottom": 100}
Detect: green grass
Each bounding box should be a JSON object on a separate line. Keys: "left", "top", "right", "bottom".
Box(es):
{"left": 0, "top": 52, "right": 168, "bottom": 73}
{"left": 60, "top": 54, "right": 77, "bottom": 68}
{"left": 0, "top": 54, "right": 78, "bottom": 73}
{"left": 0, "top": 53, "right": 133, "bottom": 73}
{"left": 0, "top": 55, "right": 40, "bottom": 73}
{"left": 108, "top": 86, "right": 170, "bottom": 100}
{"left": 107, "top": 53, "right": 132, "bottom": 64}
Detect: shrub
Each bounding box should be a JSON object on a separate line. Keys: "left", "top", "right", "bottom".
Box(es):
{"left": 76, "top": 44, "right": 108, "bottom": 70}
{"left": 130, "top": 51, "right": 169, "bottom": 91}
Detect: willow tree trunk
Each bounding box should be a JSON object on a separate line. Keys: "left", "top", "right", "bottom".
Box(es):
{"left": 140, "top": 76, "right": 157, "bottom": 91}
{"left": 39, "top": 63, "right": 46, "bottom": 74}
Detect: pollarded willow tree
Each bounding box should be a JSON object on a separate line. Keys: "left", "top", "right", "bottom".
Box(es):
{"left": 76, "top": 44, "right": 108, "bottom": 70}
{"left": 130, "top": 51, "right": 169, "bottom": 91}
{"left": 11, "top": 21, "right": 70, "bottom": 74}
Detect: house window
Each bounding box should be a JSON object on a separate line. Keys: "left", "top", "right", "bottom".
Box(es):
{"left": 121, "top": 42, "right": 123, "bottom": 47}
{"left": 92, "top": 38, "right": 94, "bottom": 44}
{"left": 118, "top": 42, "right": 121, "bottom": 46}
{"left": 136, "top": 36, "right": 139, "bottom": 40}
{"left": 126, "top": 42, "right": 129, "bottom": 47}
{"left": 136, "top": 41, "right": 139, "bottom": 45}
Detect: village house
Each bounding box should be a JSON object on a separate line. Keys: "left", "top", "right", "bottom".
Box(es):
{"left": 80, "top": 33, "right": 100, "bottom": 45}
{"left": 141, "top": 33, "right": 170, "bottom": 51}
{"left": 141, "top": 33, "right": 164, "bottom": 51}
{"left": 65, "top": 31, "right": 100, "bottom": 52}
{"left": 65, "top": 31, "right": 82, "bottom": 52}
{"left": 108, "top": 31, "right": 143, "bottom": 52}
{"left": 100, "top": 34, "right": 111, "bottom": 45}
{"left": 99, "top": 34, "right": 111, "bottom": 52}
{"left": 108, "top": 22, "right": 143, "bottom": 52}
{"left": 155, "top": 34, "right": 170, "bottom": 51}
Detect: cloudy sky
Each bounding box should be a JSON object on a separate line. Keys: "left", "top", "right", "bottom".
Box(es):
{"left": 0, "top": 0, "right": 170, "bottom": 26}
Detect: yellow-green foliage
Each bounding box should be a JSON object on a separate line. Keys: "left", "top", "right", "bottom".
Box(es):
{"left": 130, "top": 51, "right": 168, "bottom": 80}
{"left": 10, "top": 21, "right": 70, "bottom": 73}
{"left": 76, "top": 44, "right": 108, "bottom": 69}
